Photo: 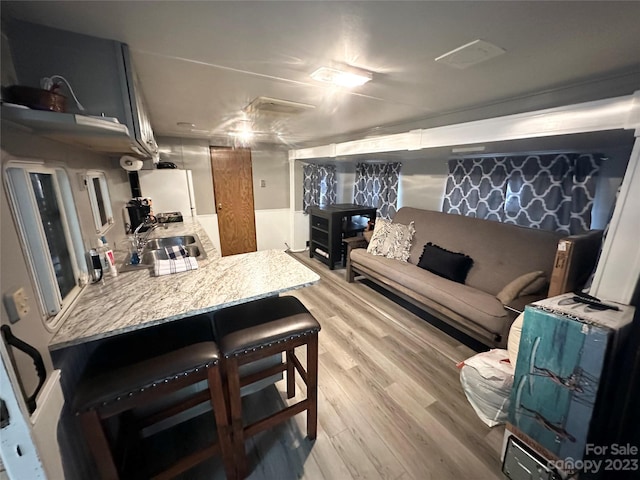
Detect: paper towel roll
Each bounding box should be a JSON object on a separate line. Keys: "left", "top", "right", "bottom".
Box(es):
{"left": 119, "top": 156, "right": 143, "bottom": 171}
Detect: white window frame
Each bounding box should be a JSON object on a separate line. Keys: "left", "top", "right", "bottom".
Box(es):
{"left": 86, "top": 170, "right": 114, "bottom": 235}
{"left": 4, "top": 160, "right": 86, "bottom": 330}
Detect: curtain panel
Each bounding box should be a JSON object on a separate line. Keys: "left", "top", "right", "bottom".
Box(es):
{"left": 302, "top": 164, "right": 337, "bottom": 213}
{"left": 353, "top": 162, "right": 401, "bottom": 219}
{"left": 443, "top": 153, "right": 602, "bottom": 235}
{"left": 441, "top": 157, "right": 509, "bottom": 222}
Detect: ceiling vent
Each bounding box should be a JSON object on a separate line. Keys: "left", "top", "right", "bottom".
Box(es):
{"left": 435, "top": 39, "right": 505, "bottom": 69}
{"left": 243, "top": 96, "right": 315, "bottom": 115}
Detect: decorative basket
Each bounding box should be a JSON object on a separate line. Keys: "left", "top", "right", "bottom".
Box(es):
{"left": 6, "top": 85, "right": 67, "bottom": 112}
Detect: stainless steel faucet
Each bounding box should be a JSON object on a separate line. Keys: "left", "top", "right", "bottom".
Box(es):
{"left": 133, "top": 215, "right": 158, "bottom": 253}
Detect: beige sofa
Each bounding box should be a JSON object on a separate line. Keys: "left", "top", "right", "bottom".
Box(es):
{"left": 346, "top": 207, "right": 602, "bottom": 347}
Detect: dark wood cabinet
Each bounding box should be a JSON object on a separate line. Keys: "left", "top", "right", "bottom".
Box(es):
{"left": 309, "top": 204, "right": 376, "bottom": 269}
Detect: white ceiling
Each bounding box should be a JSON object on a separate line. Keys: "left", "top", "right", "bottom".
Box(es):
{"left": 3, "top": 1, "right": 640, "bottom": 148}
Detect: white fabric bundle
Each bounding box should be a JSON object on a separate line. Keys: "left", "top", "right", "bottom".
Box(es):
{"left": 459, "top": 349, "right": 514, "bottom": 427}
{"left": 154, "top": 257, "right": 198, "bottom": 276}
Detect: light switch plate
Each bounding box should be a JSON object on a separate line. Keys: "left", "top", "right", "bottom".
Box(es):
{"left": 3, "top": 287, "right": 30, "bottom": 323}
{"left": 77, "top": 173, "right": 87, "bottom": 190}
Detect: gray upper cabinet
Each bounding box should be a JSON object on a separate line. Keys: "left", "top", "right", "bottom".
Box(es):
{"left": 4, "top": 19, "right": 157, "bottom": 158}
{"left": 121, "top": 44, "right": 158, "bottom": 158}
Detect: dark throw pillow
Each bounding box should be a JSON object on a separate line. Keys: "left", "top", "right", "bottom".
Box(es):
{"left": 417, "top": 242, "right": 473, "bottom": 283}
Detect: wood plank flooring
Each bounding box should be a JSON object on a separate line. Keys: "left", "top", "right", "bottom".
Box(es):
{"left": 142, "top": 252, "right": 505, "bottom": 480}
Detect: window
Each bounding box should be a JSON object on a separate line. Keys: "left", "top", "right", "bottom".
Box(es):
{"left": 86, "top": 171, "right": 114, "bottom": 234}
{"left": 5, "top": 162, "right": 87, "bottom": 328}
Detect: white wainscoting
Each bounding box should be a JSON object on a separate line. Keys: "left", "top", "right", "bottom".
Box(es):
{"left": 255, "top": 208, "right": 289, "bottom": 251}
{"left": 292, "top": 210, "right": 310, "bottom": 252}
{"left": 197, "top": 209, "right": 293, "bottom": 253}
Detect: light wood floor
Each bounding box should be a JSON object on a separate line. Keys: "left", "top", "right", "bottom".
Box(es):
{"left": 144, "top": 252, "right": 506, "bottom": 480}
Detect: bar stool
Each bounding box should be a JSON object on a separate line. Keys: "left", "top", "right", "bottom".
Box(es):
{"left": 213, "top": 296, "right": 321, "bottom": 479}
{"left": 73, "top": 341, "right": 236, "bottom": 480}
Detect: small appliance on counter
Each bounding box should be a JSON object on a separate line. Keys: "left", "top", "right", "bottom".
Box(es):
{"left": 125, "top": 197, "right": 152, "bottom": 233}
{"left": 88, "top": 249, "right": 103, "bottom": 283}
{"left": 156, "top": 161, "right": 177, "bottom": 169}
{"left": 156, "top": 211, "right": 183, "bottom": 223}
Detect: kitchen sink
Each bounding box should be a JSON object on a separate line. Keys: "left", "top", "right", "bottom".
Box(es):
{"left": 144, "top": 235, "right": 197, "bottom": 250}
{"left": 119, "top": 234, "right": 207, "bottom": 273}
{"left": 140, "top": 245, "right": 201, "bottom": 263}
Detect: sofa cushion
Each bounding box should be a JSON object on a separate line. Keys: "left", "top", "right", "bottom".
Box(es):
{"left": 417, "top": 242, "right": 473, "bottom": 284}
{"left": 496, "top": 271, "right": 547, "bottom": 305}
{"left": 351, "top": 249, "right": 508, "bottom": 335}
{"left": 392, "top": 207, "right": 563, "bottom": 296}
{"left": 367, "top": 218, "right": 415, "bottom": 262}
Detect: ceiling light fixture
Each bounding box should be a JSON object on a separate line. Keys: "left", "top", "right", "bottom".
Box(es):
{"left": 228, "top": 129, "right": 255, "bottom": 144}
{"left": 310, "top": 66, "right": 372, "bottom": 88}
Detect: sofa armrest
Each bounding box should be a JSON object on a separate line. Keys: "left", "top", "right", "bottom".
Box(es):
{"left": 344, "top": 236, "right": 368, "bottom": 282}
{"left": 548, "top": 230, "right": 603, "bottom": 297}
{"left": 343, "top": 236, "right": 369, "bottom": 250}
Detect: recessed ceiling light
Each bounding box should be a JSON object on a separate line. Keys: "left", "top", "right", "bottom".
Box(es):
{"left": 310, "top": 66, "right": 372, "bottom": 88}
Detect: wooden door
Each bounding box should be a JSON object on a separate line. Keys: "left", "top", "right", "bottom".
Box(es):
{"left": 210, "top": 147, "right": 257, "bottom": 256}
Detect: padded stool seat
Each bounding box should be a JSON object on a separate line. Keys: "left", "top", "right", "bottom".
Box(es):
{"left": 213, "top": 296, "right": 320, "bottom": 479}
{"left": 74, "top": 341, "right": 236, "bottom": 480}
{"left": 74, "top": 342, "right": 220, "bottom": 414}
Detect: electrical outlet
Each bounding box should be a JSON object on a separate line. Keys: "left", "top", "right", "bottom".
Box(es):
{"left": 3, "top": 287, "right": 30, "bottom": 324}
{"left": 260, "top": 179, "right": 266, "bottom": 188}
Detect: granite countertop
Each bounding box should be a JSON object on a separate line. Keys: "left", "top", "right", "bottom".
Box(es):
{"left": 49, "top": 219, "right": 319, "bottom": 350}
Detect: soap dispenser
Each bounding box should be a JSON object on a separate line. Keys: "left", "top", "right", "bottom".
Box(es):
{"left": 96, "top": 236, "right": 110, "bottom": 271}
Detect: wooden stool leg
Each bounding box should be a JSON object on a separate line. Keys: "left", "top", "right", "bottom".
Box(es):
{"left": 208, "top": 365, "right": 238, "bottom": 480}
{"left": 225, "top": 357, "right": 248, "bottom": 479}
{"left": 286, "top": 349, "right": 296, "bottom": 399}
{"left": 79, "top": 410, "right": 120, "bottom": 480}
{"left": 306, "top": 334, "right": 319, "bottom": 440}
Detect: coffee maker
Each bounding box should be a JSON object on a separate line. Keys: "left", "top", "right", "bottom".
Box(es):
{"left": 125, "top": 171, "right": 152, "bottom": 233}
{"left": 126, "top": 198, "right": 152, "bottom": 233}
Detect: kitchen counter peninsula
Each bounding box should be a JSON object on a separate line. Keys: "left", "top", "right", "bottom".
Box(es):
{"left": 49, "top": 220, "right": 319, "bottom": 350}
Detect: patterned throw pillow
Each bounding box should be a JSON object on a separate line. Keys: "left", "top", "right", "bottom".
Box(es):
{"left": 366, "top": 218, "right": 415, "bottom": 262}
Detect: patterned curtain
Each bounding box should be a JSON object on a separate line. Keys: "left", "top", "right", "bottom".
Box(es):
{"left": 443, "top": 153, "right": 602, "bottom": 234}
{"left": 442, "top": 157, "right": 508, "bottom": 222}
{"left": 353, "top": 162, "right": 401, "bottom": 219}
{"left": 303, "top": 164, "right": 337, "bottom": 213}
{"left": 504, "top": 154, "right": 601, "bottom": 234}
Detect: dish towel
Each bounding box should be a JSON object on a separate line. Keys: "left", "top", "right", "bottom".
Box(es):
{"left": 154, "top": 257, "right": 198, "bottom": 276}
{"left": 165, "top": 245, "right": 188, "bottom": 259}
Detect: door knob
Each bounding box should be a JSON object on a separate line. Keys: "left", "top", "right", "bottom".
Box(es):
{"left": 218, "top": 203, "right": 223, "bottom": 210}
